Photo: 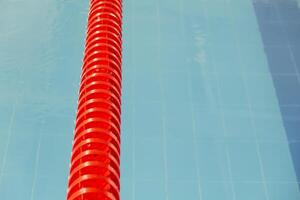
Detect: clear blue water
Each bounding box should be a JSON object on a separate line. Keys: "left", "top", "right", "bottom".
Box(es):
{"left": 0, "top": 0, "right": 300, "bottom": 199}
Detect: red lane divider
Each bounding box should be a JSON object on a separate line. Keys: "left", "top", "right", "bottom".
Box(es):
{"left": 67, "top": 0, "right": 122, "bottom": 199}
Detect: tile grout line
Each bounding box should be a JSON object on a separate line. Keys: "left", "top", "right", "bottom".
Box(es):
{"left": 0, "top": 98, "right": 18, "bottom": 183}
{"left": 156, "top": 1, "right": 169, "bottom": 199}
{"left": 203, "top": 2, "right": 237, "bottom": 200}
{"left": 186, "top": 72, "right": 204, "bottom": 200}
{"left": 231, "top": 1, "right": 273, "bottom": 199}
{"left": 272, "top": 2, "right": 300, "bottom": 85}
{"left": 272, "top": 1, "right": 300, "bottom": 149}
{"left": 131, "top": 0, "right": 136, "bottom": 198}
{"left": 30, "top": 67, "right": 52, "bottom": 199}
{"left": 29, "top": 121, "right": 44, "bottom": 200}
{"left": 117, "top": 177, "right": 300, "bottom": 183}
{"left": 183, "top": 0, "right": 203, "bottom": 199}
{"left": 0, "top": 63, "right": 26, "bottom": 184}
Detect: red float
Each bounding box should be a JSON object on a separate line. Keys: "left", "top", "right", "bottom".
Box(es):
{"left": 67, "top": 0, "right": 122, "bottom": 199}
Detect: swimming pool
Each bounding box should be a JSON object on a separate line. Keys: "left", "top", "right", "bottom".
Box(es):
{"left": 0, "top": 0, "right": 299, "bottom": 199}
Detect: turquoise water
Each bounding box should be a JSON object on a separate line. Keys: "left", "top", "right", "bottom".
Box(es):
{"left": 0, "top": 1, "right": 88, "bottom": 199}
{"left": 121, "top": 0, "right": 300, "bottom": 199}
{"left": 0, "top": 0, "right": 300, "bottom": 199}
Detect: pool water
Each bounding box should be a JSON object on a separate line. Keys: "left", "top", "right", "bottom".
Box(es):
{"left": 0, "top": 0, "right": 300, "bottom": 199}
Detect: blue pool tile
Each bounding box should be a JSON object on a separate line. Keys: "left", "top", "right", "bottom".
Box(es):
{"left": 134, "top": 0, "right": 156, "bottom": 11}
{"left": 201, "top": 181, "right": 234, "bottom": 200}
{"left": 284, "top": 22, "right": 300, "bottom": 46}
{"left": 193, "top": 105, "right": 224, "bottom": 140}
{"left": 280, "top": 105, "right": 300, "bottom": 120}
{"left": 46, "top": 68, "right": 80, "bottom": 99}
{"left": 0, "top": 82, "right": 18, "bottom": 106}
{"left": 253, "top": 2, "right": 279, "bottom": 22}
{"left": 160, "top": 44, "right": 188, "bottom": 72}
{"left": 0, "top": 174, "right": 34, "bottom": 200}
{"left": 134, "top": 102, "right": 163, "bottom": 139}
{"left": 265, "top": 45, "right": 296, "bottom": 74}
{"left": 164, "top": 102, "right": 192, "bottom": 120}
{"left": 267, "top": 182, "right": 300, "bottom": 200}
{"left": 162, "top": 72, "right": 190, "bottom": 104}
{"left": 218, "top": 75, "right": 248, "bottom": 106}
{"left": 133, "top": 44, "right": 158, "bottom": 71}
{"left": 135, "top": 139, "right": 164, "bottom": 180}
{"left": 1, "top": 0, "right": 300, "bottom": 199}
{"left": 289, "top": 141, "right": 300, "bottom": 178}
{"left": 211, "top": 45, "right": 242, "bottom": 76}
{"left": 32, "top": 175, "right": 67, "bottom": 200}
{"left": 0, "top": 133, "right": 9, "bottom": 168}
{"left": 3, "top": 130, "right": 39, "bottom": 175}
{"left": 233, "top": 20, "right": 262, "bottom": 45}
{"left": 230, "top": 0, "right": 257, "bottom": 23}
{"left": 205, "top": 1, "right": 230, "bottom": 21}
{"left": 239, "top": 44, "right": 269, "bottom": 75}
{"left": 196, "top": 141, "right": 231, "bottom": 181}
{"left": 253, "top": 111, "right": 286, "bottom": 141}
{"left": 165, "top": 115, "right": 194, "bottom": 142}
{"left": 227, "top": 141, "right": 263, "bottom": 181}
{"left": 136, "top": 180, "right": 165, "bottom": 200}
{"left": 168, "top": 181, "right": 200, "bottom": 200}
{"left": 253, "top": 0, "right": 300, "bottom": 186}
{"left": 189, "top": 72, "right": 219, "bottom": 106}
{"left": 234, "top": 182, "right": 268, "bottom": 200}
{"left": 120, "top": 134, "right": 133, "bottom": 180}
{"left": 182, "top": 15, "right": 208, "bottom": 45}
{"left": 134, "top": 68, "right": 161, "bottom": 103}
{"left": 133, "top": 17, "right": 158, "bottom": 46}
{"left": 259, "top": 22, "right": 288, "bottom": 45}
{"left": 36, "top": 135, "right": 71, "bottom": 178}
{"left": 41, "top": 113, "right": 75, "bottom": 136}
{"left": 0, "top": 1, "right": 88, "bottom": 199}
{"left": 207, "top": 20, "right": 237, "bottom": 46}
{"left": 273, "top": 75, "right": 300, "bottom": 105}
{"left": 259, "top": 141, "right": 297, "bottom": 182}
{"left": 120, "top": 178, "right": 133, "bottom": 200}
{"left": 122, "top": 78, "right": 133, "bottom": 105}
{"left": 160, "top": 14, "right": 184, "bottom": 46}
{"left": 223, "top": 107, "right": 256, "bottom": 140}
{"left": 245, "top": 74, "right": 279, "bottom": 107}
{"left": 0, "top": 106, "right": 13, "bottom": 165}
{"left": 283, "top": 119, "right": 300, "bottom": 141}
{"left": 274, "top": 0, "right": 299, "bottom": 8}
{"left": 166, "top": 139, "right": 197, "bottom": 180}
{"left": 10, "top": 100, "right": 46, "bottom": 134}
{"left": 290, "top": 45, "right": 300, "bottom": 70}
{"left": 190, "top": 44, "right": 215, "bottom": 75}
{"left": 276, "top": 2, "right": 300, "bottom": 22}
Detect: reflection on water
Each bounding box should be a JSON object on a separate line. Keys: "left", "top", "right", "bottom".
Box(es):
{"left": 194, "top": 29, "right": 207, "bottom": 65}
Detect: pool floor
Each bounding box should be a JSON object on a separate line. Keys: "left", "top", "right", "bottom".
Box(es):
{"left": 0, "top": 0, "right": 300, "bottom": 199}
